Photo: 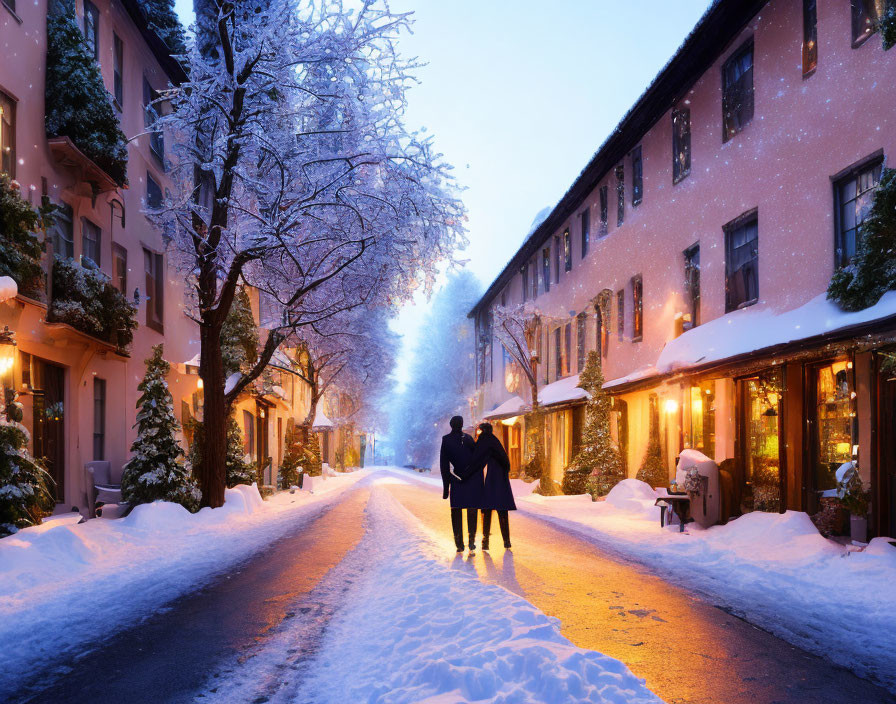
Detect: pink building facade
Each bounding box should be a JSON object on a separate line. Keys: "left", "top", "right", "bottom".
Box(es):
{"left": 470, "top": 0, "right": 896, "bottom": 538}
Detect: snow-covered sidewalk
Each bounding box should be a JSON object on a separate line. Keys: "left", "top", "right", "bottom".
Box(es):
{"left": 0, "top": 472, "right": 365, "bottom": 697}
{"left": 202, "top": 478, "right": 663, "bottom": 704}
{"left": 516, "top": 479, "right": 896, "bottom": 691}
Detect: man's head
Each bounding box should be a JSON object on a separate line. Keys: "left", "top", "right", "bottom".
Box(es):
{"left": 449, "top": 415, "right": 464, "bottom": 431}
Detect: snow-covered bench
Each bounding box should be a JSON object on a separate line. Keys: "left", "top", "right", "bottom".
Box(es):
{"left": 85, "top": 461, "right": 123, "bottom": 518}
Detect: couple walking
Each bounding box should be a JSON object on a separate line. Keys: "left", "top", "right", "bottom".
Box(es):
{"left": 439, "top": 416, "right": 516, "bottom": 553}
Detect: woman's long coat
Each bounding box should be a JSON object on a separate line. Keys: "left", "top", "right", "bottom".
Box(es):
{"left": 469, "top": 430, "right": 517, "bottom": 511}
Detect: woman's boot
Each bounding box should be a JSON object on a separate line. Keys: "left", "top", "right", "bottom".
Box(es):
{"left": 498, "top": 510, "right": 511, "bottom": 549}
{"left": 481, "top": 510, "right": 492, "bottom": 550}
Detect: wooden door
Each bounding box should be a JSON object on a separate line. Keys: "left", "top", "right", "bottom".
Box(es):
{"left": 32, "top": 360, "right": 65, "bottom": 502}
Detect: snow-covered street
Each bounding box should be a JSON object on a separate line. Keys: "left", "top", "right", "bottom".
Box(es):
{"left": 4, "top": 469, "right": 895, "bottom": 704}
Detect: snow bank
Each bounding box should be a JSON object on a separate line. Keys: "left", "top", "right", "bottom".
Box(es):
{"left": 0, "top": 474, "right": 365, "bottom": 698}
{"left": 517, "top": 481, "right": 896, "bottom": 689}
{"left": 298, "top": 489, "right": 662, "bottom": 704}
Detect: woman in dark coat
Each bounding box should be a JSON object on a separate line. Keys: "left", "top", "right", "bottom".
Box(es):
{"left": 469, "top": 422, "right": 516, "bottom": 549}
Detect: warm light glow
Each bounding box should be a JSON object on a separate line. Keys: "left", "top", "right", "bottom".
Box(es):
{"left": 846, "top": 361, "right": 853, "bottom": 370}
{"left": 691, "top": 398, "right": 702, "bottom": 414}
{"left": 502, "top": 416, "right": 520, "bottom": 426}
{"left": 767, "top": 392, "right": 779, "bottom": 407}
{"left": 664, "top": 399, "right": 679, "bottom": 414}
{"left": 196, "top": 377, "right": 203, "bottom": 390}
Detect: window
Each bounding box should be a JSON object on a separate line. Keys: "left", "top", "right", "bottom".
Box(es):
{"left": 803, "top": 0, "right": 818, "bottom": 74}
{"left": 83, "top": 0, "right": 99, "bottom": 60}
{"left": 615, "top": 165, "right": 625, "bottom": 226}
{"left": 243, "top": 409, "right": 255, "bottom": 459}
{"left": 531, "top": 257, "right": 538, "bottom": 298}
{"left": 631, "top": 275, "right": 643, "bottom": 342}
{"left": 553, "top": 235, "right": 561, "bottom": 282}
{"left": 580, "top": 208, "right": 590, "bottom": 258}
{"left": 93, "top": 378, "right": 106, "bottom": 461}
{"left": 520, "top": 264, "right": 528, "bottom": 303}
{"left": 724, "top": 211, "right": 759, "bottom": 312}
{"left": 563, "top": 323, "right": 572, "bottom": 376}
{"left": 672, "top": 107, "right": 690, "bottom": 183}
{"left": 684, "top": 243, "right": 700, "bottom": 328}
{"left": 617, "top": 289, "right": 625, "bottom": 341}
{"left": 53, "top": 204, "right": 75, "bottom": 259}
{"left": 542, "top": 247, "right": 551, "bottom": 292}
{"left": 576, "top": 312, "right": 587, "bottom": 372}
{"left": 722, "top": 40, "right": 754, "bottom": 141}
{"left": 631, "top": 146, "right": 643, "bottom": 206}
{"left": 554, "top": 327, "right": 562, "bottom": 379}
{"left": 834, "top": 156, "right": 883, "bottom": 267}
{"left": 113, "top": 34, "right": 124, "bottom": 107}
{"left": 144, "top": 79, "right": 164, "bottom": 161}
{"left": 599, "top": 185, "right": 608, "bottom": 237}
{"left": 146, "top": 172, "right": 163, "bottom": 209}
{"left": 112, "top": 243, "right": 127, "bottom": 294}
{"left": 82, "top": 218, "right": 101, "bottom": 266}
{"left": 0, "top": 91, "right": 15, "bottom": 177}
{"left": 563, "top": 228, "right": 572, "bottom": 272}
{"left": 144, "top": 248, "right": 164, "bottom": 332}
{"left": 851, "top": 0, "right": 888, "bottom": 45}
{"left": 595, "top": 304, "right": 608, "bottom": 359}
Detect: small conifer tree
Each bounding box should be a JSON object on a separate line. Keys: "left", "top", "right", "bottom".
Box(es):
{"left": 122, "top": 345, "right": 201, "bottom": 511}
{"left": 221, "top": 287, "right": 258, "bottom": 378}
{"left": 189, "top": 415, "right": 254, "bottom": 489}
{"left": 562, "top": 351, "right": 624, "bottom": 497}
{"left": 636, "top": 393, "right": 668, "bottom": 489}
{"left": 0, "top": 174, "right": 54, "bottom": 298}
{"left": 45, "top": 0, "right": 129, "bottom": 186}
{"left": 0, "top": 393, "right": 55, "bottom": 537}
{"left": 828, "top": 168, "right": 896, "bottom": 311}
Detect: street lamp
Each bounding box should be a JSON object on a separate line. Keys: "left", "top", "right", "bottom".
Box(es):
{"left": 0, "top": 326, "right": 18, "bottom": 422}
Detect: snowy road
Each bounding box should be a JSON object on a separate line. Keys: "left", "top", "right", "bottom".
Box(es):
{"left": 10, "top": 470, "right": 896, "bottom": 704}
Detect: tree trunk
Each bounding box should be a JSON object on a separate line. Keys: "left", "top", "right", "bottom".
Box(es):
{"left": 197, "top": 320, "right": 228, "bottom": 508}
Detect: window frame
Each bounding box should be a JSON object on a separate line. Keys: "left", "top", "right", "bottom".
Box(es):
{"left": 146, "top": 171, "right": 163, "bottom": 210}
{"left": 617, "top": 289, "right": 625, "bottom": 341}
{"left": 832, "top": 151, "right": 884, "bottom": 269}
{"left": 563, "top": 228, "right": 572, "bottom": 272}
{"left": 721, "top": 39, "right": 755, "bottom": 142}
{"left": 520, "top": 263, "right": 528, "bottom": 303}
{"left": 143, "top": 247, "right": 165, "bottom": 333}
{"left": 802, "top": 0, "right": 818, "bottom": 75}
{"left": 563, "top": 323, "right": 572, "bottom": 376}
{"left": 553, "top": 235, "right": 561, "bottom": 282}
{"left": 113, "top": 33, "right": 125, "bottom": 108}
{"left": 83, "top": 0, "right": 100, "bottom": 60}
{"left": 672, "top": 106, "right": 691, "bottom": 183}
{"left": 542, "top": 246, "right": 551, "bottom": 292}
{"left": 599, "top": 185, "right": 608, "bottom": 237}
{"left": 0, "top": 90, "right": 16, "bottom": 178}
{"left": 81, "top": 217, "right": 102, "bottom": 266}
{"left": 724, "top": 209, "right": 760, "bottom": 312}
{"left": 631, "top": 274, "right": 643, "bottom": 342}
{"left": 53, "top": 203, "right": 75, "bottom": 259}
{"left": 576, "top": 312, "right": 587, "bottom": 372}
{"left": 631, "top": 146, "right": 643, "bottom": 206}
{"left": 554, "top": 327, "right": 562, "bottom": 379}
{"left": 143, "top": 78, "right": 164, "bottom": 163}
{"left": 112, "top": 242, "right": 128, "bottom": 295}
{"left": 684, "top": 243, "right": 700, "bottom": 328}
{"left": 615, "top": 165, "right": 625, "bottom": 226}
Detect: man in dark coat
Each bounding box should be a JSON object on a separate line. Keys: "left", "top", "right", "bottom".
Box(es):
{"left": 439, "top": 415, "right": 484, "bottom": 552}
{"left": 466, "top": 422, "right": 516, "bottom": 550}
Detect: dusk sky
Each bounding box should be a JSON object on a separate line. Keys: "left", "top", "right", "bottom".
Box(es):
{"left": 174, "top": 0, "right": 714, "bottom": 388}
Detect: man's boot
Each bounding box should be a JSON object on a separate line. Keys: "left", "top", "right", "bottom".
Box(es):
{"left": 481, "top": 510, "right": 492, "bottom": 550}
{"left": 498, "top": 510, "right": 511, "bottom": 549}
{"left": 467, "top": 508, "right": 478, "bottom": 552}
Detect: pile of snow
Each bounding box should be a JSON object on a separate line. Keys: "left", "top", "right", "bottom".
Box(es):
{"left": 517, "top": 478, "right": 896, "bottom": 689}
{"left": 298, "top": 489, "right": 662, "bottom": 704}
{"left": 509, "top": 478, "right": 539, "bottom": 497}
{"left": 539, "top": 373, "right": 588, "bottom": 407}
{"left": 482, "top": 394, "right": 527, "bottom": 420}
{"left": 0, "top": 474, "right": 365, "bottom": 698}
{"left": 0, "top": 275, "right": 17, "bottom": 303}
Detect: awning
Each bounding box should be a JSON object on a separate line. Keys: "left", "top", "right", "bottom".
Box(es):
{"left": 538, "top": 374, "right": 588, "bottom": 407}
{"left": 483, "top": 395, "right": 528, "bottom": 420}
{"left": 604, "top": 291, "right": 896, "bottom": 392}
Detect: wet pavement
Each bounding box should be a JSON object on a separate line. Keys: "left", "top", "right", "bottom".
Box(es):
{"left": 383, "top": 480, "right": 896, "bottom": 704}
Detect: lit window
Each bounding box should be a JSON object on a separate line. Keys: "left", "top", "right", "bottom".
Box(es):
{"left": 803, "top": 0, "right": 818, "bottom": 74}
{"left": 631, "top": 275, "right": 643, "bottom": 341}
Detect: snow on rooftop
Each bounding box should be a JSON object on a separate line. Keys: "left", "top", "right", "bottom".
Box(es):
{"left": 605, "top": 292, "right": 896, "bottom": 388}
{"left": 313, "top": 408, "right": 334, "bottom": 429}
{"left": 524, "top": 206, "right": 552, "bottom": 242}
{"left": 482, "top": 395, "right": 527, "bottom": 419}
{"left": 539, "top": 373, "right": 588, "bottom": 407}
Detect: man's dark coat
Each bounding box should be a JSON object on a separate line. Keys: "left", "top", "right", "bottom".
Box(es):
{"left": 439, "top": 429, "right": 484, "bottom": 509}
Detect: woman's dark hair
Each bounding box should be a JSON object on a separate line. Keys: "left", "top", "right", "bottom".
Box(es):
{"left": 478, "top": 422, "right": 493, "bottom": 434}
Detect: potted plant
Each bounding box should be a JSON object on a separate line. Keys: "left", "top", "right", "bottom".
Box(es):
{"left": 837, "top": 463, "right": 871, "bottom": 543}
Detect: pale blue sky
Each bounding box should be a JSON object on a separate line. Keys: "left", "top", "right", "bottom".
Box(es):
{"left": 173, "top": 1, "right": 713, "bottom": 388}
